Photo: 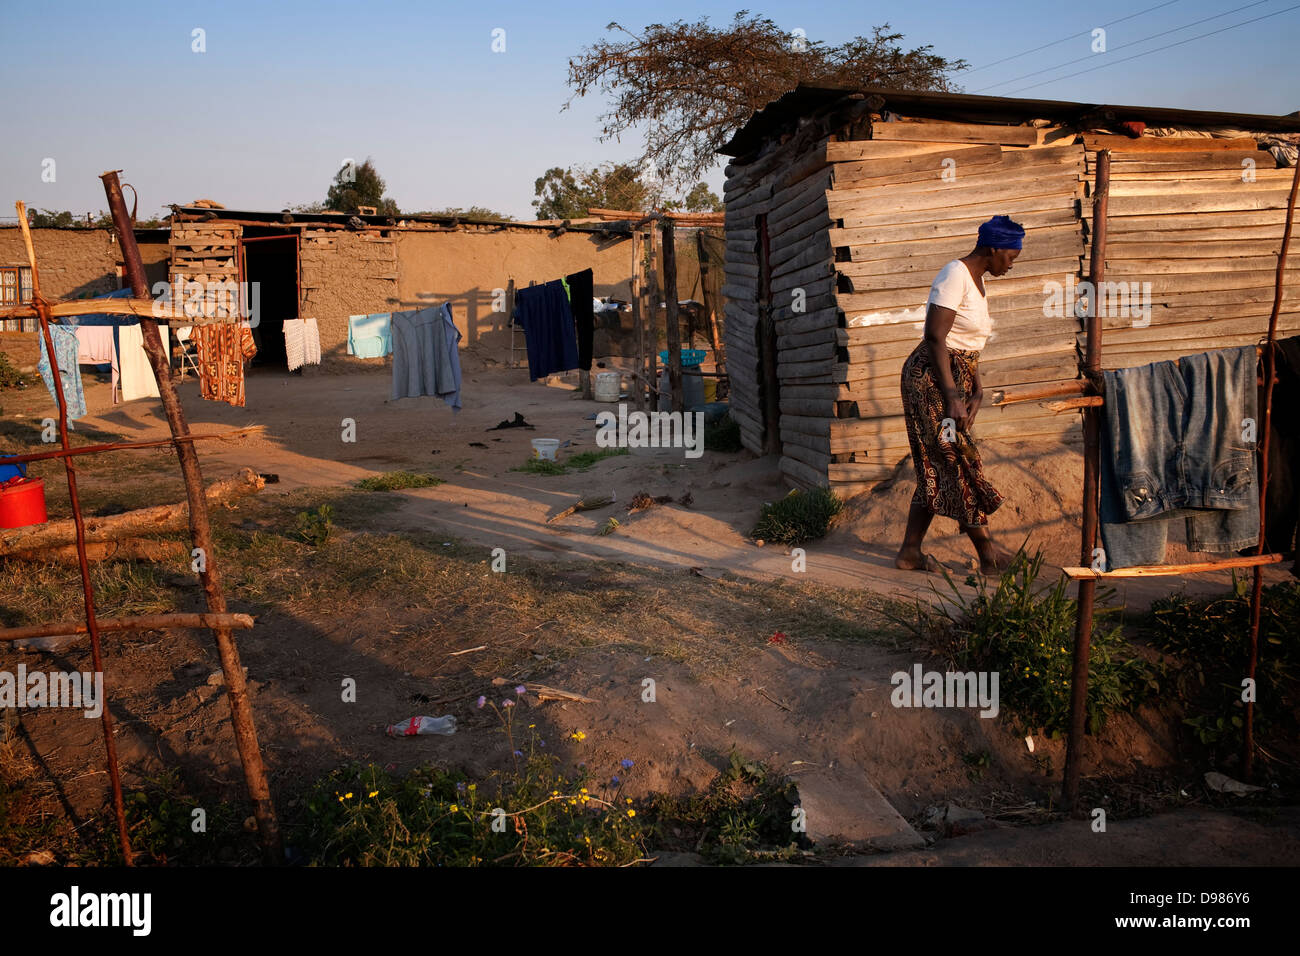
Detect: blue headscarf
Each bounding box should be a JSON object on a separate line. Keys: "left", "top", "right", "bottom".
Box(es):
{"left": 977, "top": 215, "right": 1025, "bottom": 250}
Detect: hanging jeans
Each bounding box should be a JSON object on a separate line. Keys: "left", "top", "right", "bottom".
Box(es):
{"left": 1099, "top": 345, "right": 1259, "bottom": 570}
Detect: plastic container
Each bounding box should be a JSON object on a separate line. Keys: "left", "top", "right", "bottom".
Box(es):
{"left": 0, "top": 477, "right": 47, "bottom": 530}
{"left": 659, "top": 349, "right": 708, "bottom": 368}
{"left": 593, "top": 371, "right": 621, "bottom": 402}
{"left": 530, "top": 438, "right": 561, "bottom": 461}
{"left": 658, "top": 368, "right": 706, "bottom": 411}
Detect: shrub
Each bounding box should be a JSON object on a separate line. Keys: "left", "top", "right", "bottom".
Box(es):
{"left": 294, "top": 505, "right": 333, "bottom": 547}
{"left": 913, "top": 549, "right": 1159, "bottom": 736}
{"left": 1150, "top": 576, "right": 1300, "bottom": 750}
{"left": 751, "top": 488, "right": 843, "bottom": 545}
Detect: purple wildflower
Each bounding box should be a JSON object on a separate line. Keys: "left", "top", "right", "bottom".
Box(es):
{"left": 515, "top": 685, "right": 527, "bottom": 696}
{"left": 476, "top": 695, "right": 486, "bottom": 709}
{"left": 503, "top": 699, "right": 515, "bottom": 708}
{"left": 620, "top": 759, "right": 634, "bottom": 770}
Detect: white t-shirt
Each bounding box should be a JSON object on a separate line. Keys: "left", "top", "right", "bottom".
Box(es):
{"left": 927, "top": 260, "right": 992, "bottom": 351}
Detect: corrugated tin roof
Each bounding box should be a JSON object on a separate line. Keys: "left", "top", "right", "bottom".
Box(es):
{"left": 719, "top": 84, "right": 1300, "bottom": 157}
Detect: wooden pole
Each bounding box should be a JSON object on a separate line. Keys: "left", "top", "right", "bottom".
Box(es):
{"left": 662, "top": 223, "right": 683, "bottom": 413}
{"left": 100, "top": 172, "right": 283, "bottom": 864}
{"left": 1063, "top": 149, "right": 1110, "bottom": 812}
{"left": 16, "top": 201, "right": 133, "bottom": 865}
{"left": 647, "top": 224, "right": 661, "bottom": 409}
{"left": 697, "top": 230, "right": 726, "bottom": 379}
{"left": 630, "top": 232, "right": 645, "bottom": 410}
{"left": 1244, "top": 156, "right": 1300, "bottom": 779}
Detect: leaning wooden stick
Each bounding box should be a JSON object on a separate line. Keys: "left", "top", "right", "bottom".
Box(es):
{"left": 0, "top": 613, "right": 255, "bottom": 643}
{"left": 0, "top": 468, "right": 265, "bottom": 558}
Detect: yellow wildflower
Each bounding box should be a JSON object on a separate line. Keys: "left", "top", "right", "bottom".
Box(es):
{"left": 368, "top": 790, "right": 379, "bottom": 798}
{"left": 627, "top": 809, "right": 636, "bottom": 818}
{"left": 449, "top": 804, "right": 459, "bottom": 813}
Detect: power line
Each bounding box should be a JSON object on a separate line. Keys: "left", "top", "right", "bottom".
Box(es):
{"left": 1003, "top": 2, "right": 1300, "bottom": 96}
{"left": 975, "top": 0, "right": 1274, "bottom": 92}
{"left": 960, "top": 0, "right": 1183, "bottom": 76}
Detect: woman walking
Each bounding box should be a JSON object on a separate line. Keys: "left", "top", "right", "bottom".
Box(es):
{"left": 894, "top": 215, "right": 1023, "bottom": 575}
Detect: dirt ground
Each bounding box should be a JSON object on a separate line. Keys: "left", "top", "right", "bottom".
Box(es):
{"left": 2, "top": 347, "right": 1296, "bottom": 865}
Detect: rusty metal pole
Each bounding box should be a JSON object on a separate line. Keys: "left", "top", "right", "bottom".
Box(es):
{"left": 100, "top": 171, "right": 283, "bottom": 863}
{"left": 16, "top": 202, "right": 133, "bottom": 864}
{"left": 1243, "top": 157, "right": 1300, "bottom": 779}
{"left": 662, "top": 222, "right": 684, "bottom": 413}
{"left": 1063, "top": 150, "right": 1110, "bottom": 812}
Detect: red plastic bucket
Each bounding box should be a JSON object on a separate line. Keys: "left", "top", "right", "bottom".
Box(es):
{"left": 0, "top": 477, "right": 48, "bottom": 529}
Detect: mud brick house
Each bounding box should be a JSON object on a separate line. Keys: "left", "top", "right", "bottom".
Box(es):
{"left": 718, "top": 85, "right": 1300, "bottom": 496}
{"left": 2, "top": 211, "right": 668, "bottom": 365}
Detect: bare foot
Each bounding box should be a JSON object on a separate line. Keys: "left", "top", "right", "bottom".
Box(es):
{"left": 895, "top": 549, "right": 943, "bottom": 572}
{"left": 978, "top": 545, "right": 1017, "bottom": 575}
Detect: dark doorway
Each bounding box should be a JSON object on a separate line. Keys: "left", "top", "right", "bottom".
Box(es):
{"left": 239, "top": 233, "right": 298, "bottom": 368}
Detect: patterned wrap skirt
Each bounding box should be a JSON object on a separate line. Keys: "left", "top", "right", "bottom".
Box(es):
{"left": 900, "top": 342, "right": 1005, "bottom": 527}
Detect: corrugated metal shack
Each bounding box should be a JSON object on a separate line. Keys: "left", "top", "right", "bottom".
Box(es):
{"left": 718, "top": 85, "right": 1300, "bottom": 496}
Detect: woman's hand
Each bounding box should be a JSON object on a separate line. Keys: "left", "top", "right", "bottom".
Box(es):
{"left": 966, "top": 390, "right": 984, "bottom": 426}
{"left": 944, "top": 395, "right": 970, "bottom": 434}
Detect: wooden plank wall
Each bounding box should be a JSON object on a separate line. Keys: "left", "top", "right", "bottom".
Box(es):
{"left": 1082, "top": 144, "right": 1300, "bottom": 369}
{"left": 823, "top": 132, "right": 1089, "bottom": 493}
{"left": 722, "top": 132, "right": 834, "bottom": 466}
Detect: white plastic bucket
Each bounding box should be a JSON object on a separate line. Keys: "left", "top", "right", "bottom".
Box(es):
{"left": 593, "top": 371, "right": 621, "bottom": 403}
{"left": 531, "top": 438, "right": 561, "bottom": 461}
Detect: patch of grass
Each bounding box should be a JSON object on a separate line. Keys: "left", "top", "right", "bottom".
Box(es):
{"left": 512, "top": 458, "right": 567, "bottom": 476}
{"left": 355, "top": 471, "right": 443, "bottom": 492}
{"left": 512, "top": 448, "right": 628, "bottom": 476}
{"left": 751, "top": 488, "right": 844, "bottom": 546}
{"left": 645, "top": 750, "right": 807, "bottom": 864}
{"left": 908, "top": 549, "right": 1159, "bottom": 737}
{"left": 566, "top": 447, "right": 628, "bottom": 470}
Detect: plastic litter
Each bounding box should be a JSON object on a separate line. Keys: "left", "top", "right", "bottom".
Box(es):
{"left": 386, "top": 715, "right": 457, "bottom": 737}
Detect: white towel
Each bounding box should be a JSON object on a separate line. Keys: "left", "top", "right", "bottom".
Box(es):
{"left": 118, "top": 325, "right": 169, "bottom": 402}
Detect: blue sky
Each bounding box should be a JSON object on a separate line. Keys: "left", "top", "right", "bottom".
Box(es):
{"left": 2, "top": 0, "right": 1297, "bottom": 221}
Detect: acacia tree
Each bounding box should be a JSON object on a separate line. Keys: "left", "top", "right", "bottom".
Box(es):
{"left": 532, "top": 162, "right": 651, "bottom": 219}
{"left": 566, "top": 12, "right": 965, "bottom": 187}
{"left": 325, "top": 158, "right": 400, "bottom": 215}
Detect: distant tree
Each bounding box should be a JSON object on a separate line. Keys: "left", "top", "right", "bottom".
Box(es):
{"left": 27, "top": 207, "right": 167, "bottom": 228}
{"left": 679, "top": 182, "right": 723, "bottom": 213}
{"left": 414, "top": 206, "right": 515, "bottom": 221}
{"left": 566, "top": 13, "right": 965, "bottom": 186}
{"left": 289, "top": 200, "right": 327, "bottom": 214}
{"left": 325, "top": 158, "right": 400, "bottom": 215}
{"left": 532, "top": 162, "right": 651, "bottom": 219}
{"left": 27, "top": 208, "right": 76, "bottom": 228}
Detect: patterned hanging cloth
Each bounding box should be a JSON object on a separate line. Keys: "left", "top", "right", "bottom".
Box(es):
{"left": 196, "top": 322, "right": 257, "bottom": 407}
